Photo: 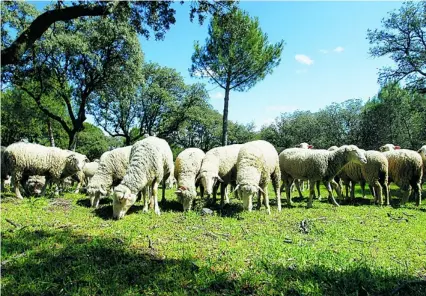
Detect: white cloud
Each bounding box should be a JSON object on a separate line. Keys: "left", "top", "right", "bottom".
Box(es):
{"left": 333, "top": 46, "right": 344, "bottom": 53}
{"left": 210, "top": 91, "right": 224, "bottom": 100}
{"left": 295, "top": 54, "right": 314, "bottom": 65}
{"left": 265, "top": 105, "right": 298, "bottom": 113}
{"left": 319, "top": 49, "right": 328, "bottom": 54}
{"left": 295, "top": 69, "right": 307, "bottom": 74}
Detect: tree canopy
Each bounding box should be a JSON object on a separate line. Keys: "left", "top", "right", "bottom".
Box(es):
{"left": 367, "top": 1, "right": 426, "bottom": 93}
{"left": 190, "top": 7, "right": 284, "bottom": 145}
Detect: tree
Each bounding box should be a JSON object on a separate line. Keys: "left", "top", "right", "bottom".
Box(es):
{"left": 190, "top": 7, "right": 284, "bottom": 145}
{"left": 74, "top": 123, "right": 110, "bottom": 160}
{"left": 1, "top": 1, "right": 235, "bottom": 67}
{"left": 367, "top": 1, "right": 426, "bottom": 93}
{"left": 8, "top": 14, "right": 142, "bottom": 149}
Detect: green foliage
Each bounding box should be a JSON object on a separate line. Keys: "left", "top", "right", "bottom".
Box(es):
{"left": 74, "top": 123, "right": 110, "bottom": 161}
{"left": 191, "top": 7, "right": 284, "bottom": 145}
{"left": 1, "top": 184, "right": 425, "bottom": 295}
{"left": 1, "top": 88, "right": 67, "bottom": 148}
{"left": 367, "top": 1, "right": 426, "bottom": 93}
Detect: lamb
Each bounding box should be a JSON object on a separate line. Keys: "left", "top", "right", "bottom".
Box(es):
{"left": 174, "top": 148, "right": 205, "bottom": 211}
{"left": 198, "top": 144, "right": 242, "bottom": 207}
{"left": 234, "top": 140, "right": 281, "bottom": 214}
{"left": 25, "top": 175, "right": 46, "bottom": 196}
{"left": 280, "top": 145, "right": 367, "bottom": 208}
{"left": 86, "top": 146, "right": 133, "bottom": 208}
{"left": 3, "top": 142, "right": 88, "bottom": 199}
{"left": 112, "top": 136, "right": 174, "bottom": 219}
{"left": 381, "top": 149, "right": 422, "bottom": 206}
{"left": 337, "top": 150, "right": 389, "bottom": 205}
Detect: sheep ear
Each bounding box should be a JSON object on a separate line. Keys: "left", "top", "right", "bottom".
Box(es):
{"left": 257, "top": 186, "right": 265, "bottom": 194}
{"left": 308, "top": 145, "right": 313, "bottom": 149}
{"left": 395, "top": 146, "right": 400, "bottom": 150}
{"left": 216, "top": 176, "right": 224, "bottom": 183}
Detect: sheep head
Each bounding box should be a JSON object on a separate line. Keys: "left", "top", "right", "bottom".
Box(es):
{"left": 175, "top": 185, "right": 197, "bottom": 211}
{"left": 342, "top": 145, "right": 367, "bottom": 164}
{"left": 198, "top": 171, "right": 223, "bottom": 196}
{"left": 379, "top": 144, "right": 401, "bottom": 152}
{"left": 234, "top": 183, "right": 264, "bottom": 211}
{"left": 66, "top": 153, "right": 89, "bottom": 173}
{"left": 112, "top": 184, "right": 137, "bottom": 219}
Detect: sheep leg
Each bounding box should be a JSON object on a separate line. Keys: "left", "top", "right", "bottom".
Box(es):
{"left": 328, "top": 180, "right": 341, "bottom": 207}
{"left": 316, "top": 181, "right": 321, "bottom": 201}
{"left": 295, "top": 180, "right": 304, "bottom": 198}
{"left": 272, "top": 174, "right": 281, "bottom": 212}
{"left": 307, "top": 180, "right": 315, "bottom": 208}
{"left": 142, "top": 187, "right": 149, "bottom": 212}
{"left": 220, "top": 183, "right": 226, "bottom": 207}
{"left": 263, "top": 185, "right": 271, "bottom": 215}
{"left": 161, "top": 178, "right": 166, "bottom": 205}
{"left": 412, "top": 182, "right": 422, "bottom": 206}
{"left": 224, "top": 184, "right": 230, "bottom": 204}
{"left": 256, "top": 190, "right": 262, "bottom": 210}
{"left": 360, "top": 181, "right": 366, "bottom": 198}
{"left": 13, "top": 174, "right": 23, "bottom": 199}
{"left": 285, "top": 179, "right": 293, "bottom": 207}
{"left": 350, "top": 181, "right": 356, "bottom": 201}
{"left": 212, "top": 184, "right": 218, "bottom": 205}
{"left": 372, "top": 181, "right": 382, "bottom": 205}
{"left": 199, "top": 184, "right": 204, "bottom": 198}
{"left": 152, "top": 182, "right": 161, "bottom": 215}
{"left": 400, "top": 185, "right": 411, "bottom": 206}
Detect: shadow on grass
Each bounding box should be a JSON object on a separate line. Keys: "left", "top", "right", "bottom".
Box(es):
{"left": 76, "top": 196, "right": 112, "bottom": 208}
{"left": 2, "top": 228, "right": 425, "bottom": 295}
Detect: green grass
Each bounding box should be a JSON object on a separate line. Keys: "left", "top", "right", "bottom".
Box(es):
{"left": 1, "top": 185, "right": 426, "bottom": 295}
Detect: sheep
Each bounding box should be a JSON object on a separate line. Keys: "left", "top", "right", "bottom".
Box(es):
{"left": 174, "top": 148, "right": 205, "bottom": 211}
{"left": 234, "top": 140, "right": 281, "bottom": 214}
{"left": 337, "top": 150, "right": 389, "bottom": 205}
{"left": 198, "top": 144, "right": 242, "bottom": 207}
{"left": 295, "top": 142, "right": 313, "bottom": 149}
{"left": 71, "top": 160, "right": 100, "bottom": 193}
{"left": 379, "top": 144, "right": 401, "bottom": 152}
{"left": 112, "top": 136, "right": 174, "bottom": 219}
{"left": 382, "top": 149, "right": 422, "bottom": 206}
{"left": 280, "top": 145, "right": 367, "bottom": 208}
{"left": 3, "top": 142, "right": 88, "bottom": 199}
{"left": 25, "top": 175, "right": 46, "bottom": 196}
{"left": 86, "top": 146, "right": 133, "bottom": 208}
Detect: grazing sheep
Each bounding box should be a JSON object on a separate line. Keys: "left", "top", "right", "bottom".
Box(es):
{"left": 234, "top": 140, "right": 281, "bottom": 214}
{"left": 174, "top": 148, "right": 205, "bottom": 211}
{"left": 382, "top": 149, "right": 422, "bottom": 206}
{"left": 112, "top": 136, "right": 173, "bottom": 219}
{"left": 198, "top": 144, "right": 242, "bottom": 206}
{"left": 280, "top": 145, "right": 367, "bottom": 208}
{"left": 4, "top": 142, "right": 88, "bottom": 199}
{"left": 86, "top": 146, "right": 133, "bottom": 208}
{"left": 25, "top": 175, "right": 46, "bottom": 196}
{"left": 338, "top": 150, "right": 389, "bottom": 205}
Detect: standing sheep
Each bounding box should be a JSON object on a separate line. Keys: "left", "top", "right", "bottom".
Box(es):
{"left": 198, "top": 144, "right": 242, "bottom": 207}
{"left": 381, "top": 148, "right": 423, "bottom": 206}
{"left": 112, "top": 136, "right": 174, "bottom": 219}
{"left": 280, "top": 145, "right": 367, "bottom": 208}
{"left": 86, "top": 146, "right": 133, "bottom": 208}
{"left": 4, "top": 142, "right": 88, "bottom": 199}
{"left": 337, "top": 150, "right": 389, "bottom": 205}
{"left": 174, "top": 148, "right": 205, "bottom": 211}
{"left": 234, "top": 140, "right": 281, "bottom": 214}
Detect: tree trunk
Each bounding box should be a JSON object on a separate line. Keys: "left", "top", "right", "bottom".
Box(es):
{"left": 47, "top": 119, "right": 55, "bottom": 147}
{"left": 68, "top": 131, "right": 77, "bottom": 151}
{"left": 221, "top": 87, "right": 230, "bottom": 146}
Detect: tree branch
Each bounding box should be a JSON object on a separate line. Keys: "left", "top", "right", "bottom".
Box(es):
{"left": 1, "top": 3, "right": 117, "bottom": 67}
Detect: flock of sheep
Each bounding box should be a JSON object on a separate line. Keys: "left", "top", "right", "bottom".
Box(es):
{"left": 1, "top": 138, "right": 424, "bottom": 219}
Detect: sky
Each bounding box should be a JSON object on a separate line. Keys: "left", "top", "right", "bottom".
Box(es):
{"left": 33, "top": 1, "right": 404, "bottom": 130}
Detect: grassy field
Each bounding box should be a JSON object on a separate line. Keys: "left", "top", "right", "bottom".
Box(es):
{"left": 1, "top": 185, "right": 426, "bottom": 296}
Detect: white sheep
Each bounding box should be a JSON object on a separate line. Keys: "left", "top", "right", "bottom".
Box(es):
{"left": 382, "top": 149, "right": 423, "bottom": 206}
{"left": 280, "top": 145, "right": 367, "bottom": 208}
{"left": 112, "top": 136, "right": 174, "bottom": 219}
{"left": 174, "top": 148, "right": 205, "bottom": 211}
{"left": 234, "top": 140, "right": 281, "bottom": 214}
{"left": 379, "top": 144, "right": 401, "bottom": 152}
{"left": 86, "top": 146, "right": 133, "bottom": 208}
{"left": 198, "top": 144, "right": 242, "bottom": 207}
{"left": 25, "top": 175, "right": 46, "bottom": 196}
{"left": 337, "top": 150, "right": 389, "bottom": 205}
{"left": 3, "top": 142, "right": 88, "bottom": 199}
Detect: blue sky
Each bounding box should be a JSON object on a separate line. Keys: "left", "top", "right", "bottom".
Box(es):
{"left": 33, "top": 1, "right": 404, "bottom": 129}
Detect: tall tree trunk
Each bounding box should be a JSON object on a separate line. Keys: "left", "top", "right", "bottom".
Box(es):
{"left": 222, "top": 87, "right": 230, "bottom": 146}
{"left": 47, "top": 119, "right": 55, "bottom": 147}
{"left": 68, "top": 131, "right": 77, "bottom": 151}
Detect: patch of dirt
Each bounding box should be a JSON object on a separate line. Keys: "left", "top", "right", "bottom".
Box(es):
{"left": 45, "top": 198, "right": 73, "bottom": 212}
